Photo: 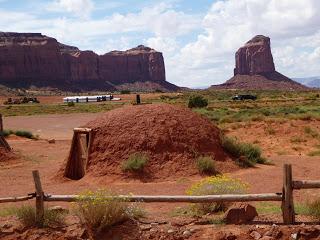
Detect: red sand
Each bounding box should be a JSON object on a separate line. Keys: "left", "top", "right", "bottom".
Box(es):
{"left": 82, "top": 103, "right": 237, "bottom": 180}
{"left": 0, "top": 148, "right": 15, "bottom": 162}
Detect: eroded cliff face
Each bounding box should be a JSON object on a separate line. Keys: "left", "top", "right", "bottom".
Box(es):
{"left": 234, "top": 35, "right": 275, "bottom": 75}
{"left": 0, "top": 32, "right": 177, "bottom": 91}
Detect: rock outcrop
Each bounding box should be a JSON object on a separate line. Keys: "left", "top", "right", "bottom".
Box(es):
{"left": 234, "top": 35, "right": 275, "bottom": 75}
{"left": 0, "top": 32, "right": 178, "bottom": 91}
{"left": 211, "top": 35, "right": 307, "bottom": 90}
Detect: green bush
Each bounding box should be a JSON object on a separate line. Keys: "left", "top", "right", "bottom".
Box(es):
{"left": 15, "top": 130, "right": 34, "bottom": 139}
{"left": 186, "top": 175, "right": 248, "bottom": 214}
{"left": 16, "top": 205, "right": 65, "bottom": 227}
{"left": 76, "top": 190, "right": 144, "bottom": 236}
{"left": 67, "top": 101, "right": 75, "bottom": 107}
{"left": 120, "top": 90, "right": 131, "bottom": 94}
{"left": 196, "top": 156, "right": 216, "bottom": 175}
{"left": 221, "top": 135, "right": 266, "bottom": 167}
{"left": 122, "top": 153, "right": 148, "bottom": 172}
{"left": 188, "top": 95, "right": 208, "bottom": 108}
{"left": 0, "top": 129, "right": 14, "bottom": 137}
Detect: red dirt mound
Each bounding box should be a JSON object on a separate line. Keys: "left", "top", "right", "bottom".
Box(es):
{"left": 74, "top": 103, "right": 236, "bottom": 180}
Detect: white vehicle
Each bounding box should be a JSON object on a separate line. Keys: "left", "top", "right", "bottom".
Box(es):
{"left": 63, "top": 95, "right": 121, "bottom": 103}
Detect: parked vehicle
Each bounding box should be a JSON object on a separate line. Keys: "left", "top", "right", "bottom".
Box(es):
{"left": 4, "top": 97, "right": 40, "bottom": 105}
{"left": 232, "top": 94, "right": 257, "bottom": 100}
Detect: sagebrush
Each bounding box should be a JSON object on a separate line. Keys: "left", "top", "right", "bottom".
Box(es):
{"left": 75, "top": 189, "right": 144, "bottom": 235}
{"left": 186, "top": 175, "right": 248, "bottom": 215}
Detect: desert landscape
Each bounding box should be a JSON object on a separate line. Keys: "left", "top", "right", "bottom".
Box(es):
{"left": 1, "top": 1, "right": 320, "bottom": 239}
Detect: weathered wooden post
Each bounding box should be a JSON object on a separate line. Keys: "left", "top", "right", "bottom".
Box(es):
{"left": 0, "top": 113, "right": 3, "bottom": 132}
{"left": 136, "top": 94, "right": 141, "bottom": 104}
{"left": 32, "top": 170, "right": 44, "bottom": 227}
{"left": 282, "top": 164, "right": 295, "bottom": 224}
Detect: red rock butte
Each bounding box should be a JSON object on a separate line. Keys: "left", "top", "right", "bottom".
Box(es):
{"left": 211, "top": 35, "right": 307, "bottom": 90}
{"left": 0, "top": 32, "right": 179, "bottom": 91}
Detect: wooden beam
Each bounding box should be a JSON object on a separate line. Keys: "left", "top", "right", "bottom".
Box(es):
{"left": 0, "top": 194, "right": 35, "bottom": 203}
{"left": 282, "top": 164, "right": 295, "bottom": 224}
{"left": 32, "top": 170, "right": 44, "bottom": 227}
{"left": 73, "top": 128, "right": 92, "bottom": 133}
{"left": 44, "top": 193, "right": 283, "bottom": 203}
{"left": 293, "top": 180, "right": 320, "bottom": 189}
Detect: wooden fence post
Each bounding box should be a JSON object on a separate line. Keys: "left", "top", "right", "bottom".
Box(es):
{"left": 0, "top": 113, "right": 3, "bottom": 132}
{"left": 32, "top": 170, "right": 44, "bottom": 227}
{"left": 136, "top": 94, "right": 141, "bottom": 104}
{"left": 282, "top": 164, "right": 295, "bottom": 224}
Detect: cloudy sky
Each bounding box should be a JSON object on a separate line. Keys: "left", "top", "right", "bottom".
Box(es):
{"left": 1, "top": 0, "right": 319, "bottom": 88}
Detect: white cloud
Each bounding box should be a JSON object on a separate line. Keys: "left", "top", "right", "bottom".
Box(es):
{"left": 48, "top": 0, "right": 94, "bottom": 18}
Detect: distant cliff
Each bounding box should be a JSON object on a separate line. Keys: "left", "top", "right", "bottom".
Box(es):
{"left": 0, "top": 32, "right": 179, "bottom": 91}
{"left": 211, "top": 35, "right": 307, "bottom": 90}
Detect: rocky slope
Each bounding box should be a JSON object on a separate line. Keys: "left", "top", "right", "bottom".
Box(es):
{"left": 0, "top": 32, "right": 178, "bottom": 91}
{"left": 211, "top": 35, "right": 307, "bottom": 90}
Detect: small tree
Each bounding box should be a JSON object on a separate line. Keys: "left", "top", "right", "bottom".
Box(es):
{"left": 188, "top": 95, "right": 208, "bottom": 108}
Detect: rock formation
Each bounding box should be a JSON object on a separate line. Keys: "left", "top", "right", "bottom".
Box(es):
{"left": 0, "top": 32, "right": 178, "bottom": 91}
{"left": 211, "top": 35, "right": 307, "bottom": 90}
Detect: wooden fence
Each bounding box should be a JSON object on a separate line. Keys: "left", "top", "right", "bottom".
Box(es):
{"left": 1, "top": 164, "right": 319, "bottom": 225}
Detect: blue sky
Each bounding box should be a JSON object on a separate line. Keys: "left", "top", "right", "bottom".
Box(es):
{"left": 0, "top": 0, "right": 320, "bottom": 87}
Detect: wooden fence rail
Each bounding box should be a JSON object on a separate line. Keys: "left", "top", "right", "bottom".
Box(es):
{"left": 44, "top": 193, "right": 283, "bottom": 203}
{"left": 0, "top": 164, "right": 319, "bottom": 225}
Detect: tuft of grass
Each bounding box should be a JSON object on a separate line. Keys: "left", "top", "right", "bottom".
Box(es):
{"left": 196, "top": 156, "right": 216, "bottom": 175}
{"left": 304, "top": 126, "right": 319, "bottom": 138}
{"left": 75, "top": 189, "right": 144, "bottom": 236}
{"left": 305, "top": 199, "right": 320, "bottom": 219}
{"left": 307, "top": 150, "right": 320, "bottom": 156}
{"left": 15, "top": 205, "right": 65, "bottom": 227}
{"left": 121, "top": 152, "right": 148, "bottom": 172}
{"left": 256, "top": 202, "right": 281, "bottom": 214}
{"left": 67, "top": 101, "right": 75, "bottom": 107}
{"left": 264, "top": 126, "right": 276, "bottom": 135}
{"left": 221, "top": 135, "right": 266, "bottom": 167}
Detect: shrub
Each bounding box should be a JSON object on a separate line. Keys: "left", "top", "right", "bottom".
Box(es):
{"left": 15, "top": 130, "right": 34, "bottom": 139}
{"left": 121, "top": 153, "right": 148, "bottom": 172}
{"left": 16, "top": 205, "right": 65, "bottom": 227}
{"left": 221, "top": 135, "right": 266, "bottom": 167}
{"left": 304, "top": 126, "right": 319, "bottom": 138}
{"left": 67, "top": 101, "right": 75, "bottom": 107}
{"left": 120, "top": 90, "right": 131, "bottom": 94}
{"left": 76, "top": 190, "right": 144, "bottom": 236}
{"left": 186, "top": 175, "right": 248, "bottom": 214}
{"left": 188, "top": 95, "right": 208, "bottom": 108}
{"left": 196, "top": 156, "right": 216, "bottom": 175}
{"left": 0, "top": 129, "right": 14, "bottom": 137}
